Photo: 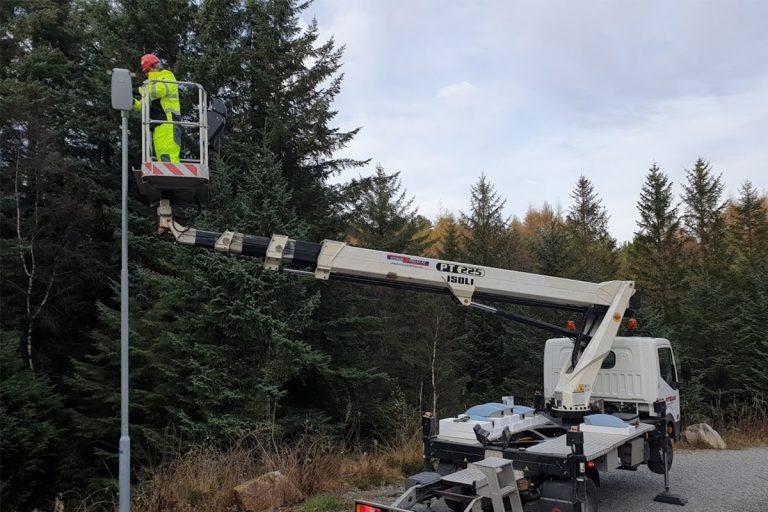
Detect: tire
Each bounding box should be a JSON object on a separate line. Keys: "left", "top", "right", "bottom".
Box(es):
{"left": 648, "top": 437, "right": 673, "bottom": 475}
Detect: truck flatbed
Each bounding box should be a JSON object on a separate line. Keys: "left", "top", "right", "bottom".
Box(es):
{"left": 525, "top": 422, "right": 653, "bottom": 459}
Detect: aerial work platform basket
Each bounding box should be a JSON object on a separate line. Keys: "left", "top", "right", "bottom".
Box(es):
{"left": 133, "top": 79, "right": 226, "bottom": 208}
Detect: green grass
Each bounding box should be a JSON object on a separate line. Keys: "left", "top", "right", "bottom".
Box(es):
{"left": 302, "top": 494, "right": 346, "bottom": 512}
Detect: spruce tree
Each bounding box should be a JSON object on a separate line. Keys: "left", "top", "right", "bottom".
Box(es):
{"left": 346, "top": 165, "right": 428, "bottom": 253}
{"left": 461, "top": 173, "right": 510, "bottom": 268}
{"left": 192, "top": 0, "right": 366, "bottom": 237}
{"left": 534, "top": 226, "right": 569, "bottom": 277}
{"left": 439, "top": 216, "right": 463, "bottom": 261}
{"left": 524, "top": 203, "right": 568, "bottom": 277}
{"left": 0, "top": 331, "right": 66, "bottom": 510}
{"left": 564, "top": 175, "right": 617, "bottom": 281}
{"left": 676, "top": 160, "right": 745, "bottom": 413}
{"left": 735, "top": 268, "right": 768, "bottom": 396}
{"left": 726, "top": 183, "right": 768, "bottom": 399}
{"left": 729, "top": 180, "right": 768, "bottom": 271}
{"left": 309, "top": 164, "right": 437, "bottom": 427}
{"left": 628, "top": 164, "right": 685, "bottom": 322}
{"left": 681, "top": 158, "right": 727, "bottom": 265}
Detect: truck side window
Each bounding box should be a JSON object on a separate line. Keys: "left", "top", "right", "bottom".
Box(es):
{"left": 658, "top": 347, "right": 677, "bottom": 385}
{"left": 601, "top": 351, "right": 616, "bottom": 369}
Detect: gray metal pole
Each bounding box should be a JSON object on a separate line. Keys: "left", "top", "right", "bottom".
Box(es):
{"left": 119, "top": 110, "right": 131, "bottom": 512}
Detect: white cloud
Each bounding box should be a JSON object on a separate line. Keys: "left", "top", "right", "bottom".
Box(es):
{"left": 437, "top": 81, "right": 475, "bottom": 99}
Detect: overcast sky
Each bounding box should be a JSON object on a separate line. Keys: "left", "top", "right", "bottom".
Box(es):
{"left": 305, "top": 1, "right": 768, "bottom": 242}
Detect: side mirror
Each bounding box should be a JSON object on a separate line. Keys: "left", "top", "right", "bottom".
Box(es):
{"left": 671, "top": 381, "right": 684, "bottom": 391}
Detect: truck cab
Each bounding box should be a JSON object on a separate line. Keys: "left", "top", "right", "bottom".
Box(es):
{"left": 544, "top": 336, "right": 682, "bottom": 438}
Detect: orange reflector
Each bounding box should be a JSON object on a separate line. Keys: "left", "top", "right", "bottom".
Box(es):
{"left": 627, "top": 318, "right": 638, "bottom": 330}
{"left": 356, "top": 505, "right": 382, "bottom": 512}
{"left": 586, "top": 461, "right": 596, "bottom": 469}
{"left": 566, "top": 320, "right": 577, "bottom": 330}
{"left": 612, "top": 313, "right": 622, "bottom": 322}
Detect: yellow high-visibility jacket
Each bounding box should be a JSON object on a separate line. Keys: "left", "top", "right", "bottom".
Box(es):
{"left": 132, "top": 69, "right": 181, "bottom": 128}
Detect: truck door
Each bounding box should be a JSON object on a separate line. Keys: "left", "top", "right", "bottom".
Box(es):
{"left": 657, "top": 346, "right": 681, "bottom": 424}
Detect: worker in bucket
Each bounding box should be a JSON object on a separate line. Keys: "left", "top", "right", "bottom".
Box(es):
{"left": 133, "top": 54, "right": 181, "bottom": 163}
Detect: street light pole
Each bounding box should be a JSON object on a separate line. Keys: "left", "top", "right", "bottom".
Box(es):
{"left": 110, "top": 68, "right": 133, "bottom": 512}
{"left": 118, "top": 108, "right": 131, "bottom": 512}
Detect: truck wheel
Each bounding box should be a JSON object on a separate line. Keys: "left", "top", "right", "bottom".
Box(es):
{"left": 648, "top": 437, "right": 673, "bottom": 475}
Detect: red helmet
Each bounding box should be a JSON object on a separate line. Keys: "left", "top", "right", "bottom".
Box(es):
{"left": 140, "top": 53, "right": 160, "bottom": 73}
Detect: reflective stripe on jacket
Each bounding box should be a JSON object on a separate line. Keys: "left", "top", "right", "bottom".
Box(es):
{"left": 145, "top": 69, "right": 180, "bottom": 116}
{"left": 132, "top": 69, "right": 181, "bottom": 127}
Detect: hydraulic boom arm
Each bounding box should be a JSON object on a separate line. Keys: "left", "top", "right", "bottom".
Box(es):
{"left": 158, "top": 200, "right": 636, "bottom": 416}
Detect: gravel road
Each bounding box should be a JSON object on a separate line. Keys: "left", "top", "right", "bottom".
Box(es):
{"left": 352, "top": 448, "right": 768, "bottom": 512}
{"left": 597, "top": 447, "right": 768, "bottom": 512}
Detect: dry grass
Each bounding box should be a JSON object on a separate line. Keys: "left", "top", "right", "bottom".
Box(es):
{"left": 132, "top": 443, "right": 259, "bottom": 512}
{"left": 116, "top": 429, "right": 423, "bottom": 512}
{"left": 708, "top": 397, "right": 768, "bottom": 449}
{"left": 255, "top": 436, "right": 344, "bottom": 496}
{"left": 681, "top": 396, "right": 768, "bottom": 450}
{"left": 380, "top": 431, "right": 425, "bottom": 477}
{"left": 716, "top": 421, "right": 768, "bottom": 449}
{"left": 339, "top": 428, "right": 423, "bottom": 490}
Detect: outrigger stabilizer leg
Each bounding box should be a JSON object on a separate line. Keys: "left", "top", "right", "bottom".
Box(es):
{"left": 652, "top": 400, "right": 688, "bottom": 506}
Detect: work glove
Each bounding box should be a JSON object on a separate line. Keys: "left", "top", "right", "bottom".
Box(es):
{"left": 133, "top": 90, "right": 141, "bottom": 100}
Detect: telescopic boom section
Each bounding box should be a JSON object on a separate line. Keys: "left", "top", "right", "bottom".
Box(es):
{"left": 157, "top": 201, "right": 635, "bottom": 416}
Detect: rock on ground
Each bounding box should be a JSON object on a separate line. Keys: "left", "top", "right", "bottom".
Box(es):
{"left": 234, "top": 470, "right": 302, "bottom": 512}
{"left": 683, "top": 423, "right": 727, "bottom": 449}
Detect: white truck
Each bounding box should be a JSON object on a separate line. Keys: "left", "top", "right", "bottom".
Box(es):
{"left": 544, "top": 336, "right": 682, "bottom": 438}
{"left": 131, "top": 80, "right": 687, "bottom": 512}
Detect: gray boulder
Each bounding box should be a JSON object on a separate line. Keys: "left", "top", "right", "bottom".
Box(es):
{"left": 683, "top": 423, "right": 726, "bottom": 449}
{"left": 233, "top": 470, "right": 301, "bottom": 511}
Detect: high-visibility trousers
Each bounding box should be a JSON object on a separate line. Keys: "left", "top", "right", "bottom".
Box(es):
{"left": 153, "top": 121, "right": 181, "bottom": 163}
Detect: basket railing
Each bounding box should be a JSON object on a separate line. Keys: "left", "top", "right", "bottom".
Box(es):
{"left": 139, "top": 79, "right": 208, "bottom": 167}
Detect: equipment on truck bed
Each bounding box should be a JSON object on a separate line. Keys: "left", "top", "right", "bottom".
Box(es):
{"left": 132, "top": 81, "right": 686, "bottom": 511}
